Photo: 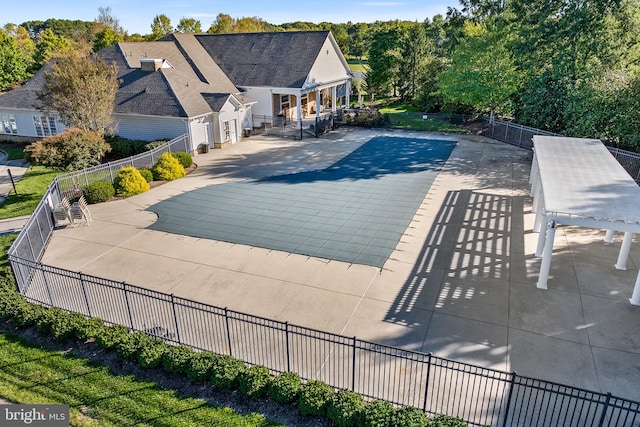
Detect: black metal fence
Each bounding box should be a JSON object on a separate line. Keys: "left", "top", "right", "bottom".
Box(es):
{"left": 6, "top": 125, "right": 640, "bottom": 426}
{"left": 9, "top": 256, "right": 640, "bottom": 427}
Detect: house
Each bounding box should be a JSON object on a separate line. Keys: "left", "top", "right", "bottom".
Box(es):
{"left": 0, "top": 31, "right": 352, "bottom": 152}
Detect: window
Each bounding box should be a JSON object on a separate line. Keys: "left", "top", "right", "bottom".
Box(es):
{"left": 223, "top": 121, "right": 230, "bottom": 141}
{"left": 0, "top": 114, "right": 18, "bottom": 134}
{"left": 33, "top": 115, "right": 58, "bottom": 137}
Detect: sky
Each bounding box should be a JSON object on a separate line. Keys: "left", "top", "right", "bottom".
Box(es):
{"left": 3, "top": 0, "right": 457, "bottom": 35}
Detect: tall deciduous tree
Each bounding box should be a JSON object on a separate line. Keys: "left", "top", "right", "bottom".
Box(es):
{"left": 149, "top": 14, "right": 173, "bottom": 40}
{"left": 38, "top": 54, "right": 118, "bottom": 137}
{"left": 437, "top": 21, "right": 520, "bottom": 122}
{"left": 177, "top": 18, "right": 202, "bottom": 33}
{"left": 0, "top": 29, "right": 30, "bottom": 90}
{"left": 32, "top": 28, "right": 74, "bottom": 69}
{"left": 96, "top": 6, "right": 124, "bottom": 34}
{"left": 366, "top": 27, "right": 403, "bottom": 100}
{"left": 93, "top": 27, "right": 122, "bottom": 52}
{"left": 399, "top": 23, "right": 430, "bottom": 103}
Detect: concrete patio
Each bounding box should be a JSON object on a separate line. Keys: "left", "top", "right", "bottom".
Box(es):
{"left": 40, "top": 127, "right": 640, "bottom": 401}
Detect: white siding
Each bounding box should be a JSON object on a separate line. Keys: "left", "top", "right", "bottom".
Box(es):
{"left": 0, "top": 109, "right": 68, "bottom": 137}
{"left": 189, "top": 116, "right": 212, "bottom": 151}
{"left": 242, "top": 88, "right": 273, "bottom": 118}
{"left": 114, "top": 114, "right": 186, "bottom": 141}
{"left": 307, "top": 38, "right": 351, "bottom": 86}
{"left": 216, "top": 99, "right": 244, "bottom": 144}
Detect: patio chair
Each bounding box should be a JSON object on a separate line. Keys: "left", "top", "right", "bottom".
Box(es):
{"left": 69, "top": 195, "right": 92, "bottom": 226}
{"left": 52, "top": 197, "right": 72, "bottom": 227}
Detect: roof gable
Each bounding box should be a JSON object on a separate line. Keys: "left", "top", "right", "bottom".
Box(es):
{"left": 195, "top": 31, "right": 331, "bottom": 88}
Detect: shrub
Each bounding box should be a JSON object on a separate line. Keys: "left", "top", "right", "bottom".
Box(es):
{"left": 186, "top": 351, "right": 218, "bottom": 382}
{"left": 238, "top": 365, "right": 271, "bottom": 398}
{"left": 327, "top": 389, "right": 364, "bottom": 427}
{"left": 162, "top": 344, "right": 196, "bottom": 374}
{"left": 72, "top": 316, "right": 105, "bottom": 341}
{"left": 35, "top": 307, "right": 61, "bottom": 336}
{"left": 210, "top": 354, "right": 246, "bottom": 389}
{"left": 145, "top": 140, "right": 168, "bottom": 151}
{"left": 137, "top": 168, "right": 153, "bottom": 183}
{"left": 427, "top": 414, "right": 469, "bottom": 427}
{"left": 95, "top": 323, "right": 129, "bottom": 350}
{"left": 137, "top": 337, "right": 168, "bottom": 368}
{"left": 83, "top": 181, "right": 115, "bottom": 204}
{"left": 298, "top": 380, "right": 334, "bottom": 416}
{"left": 105, "top": 136, "right": 150, "bottom": 158}
{"left": 358, "top": 399, "right": 394, "bottom": 427}
{"left": 391, "top": 406, "right": 430, "bottom": 427}
{"left": 11, "top": 300, "right": 47, "bottom": 328}
{"left": 269, "top": 371, "right": 302, "bottom": 403}
{"left": 113, "top": 166, "right": 150, "bottom": 197}
{"left": 116, "top": 330, "right": 150, "bottom": 360}
{"left": 24, "top": 128, "right": 111, "bottom": 171}
{"left": 171, "top": 151, "right": 193, "bottom": 168}
{"left": 151, "top": 152, "right": 185, "bottom": 181}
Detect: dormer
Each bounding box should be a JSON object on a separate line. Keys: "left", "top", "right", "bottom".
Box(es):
{"left": 140, "top": 58, "right": 173, "bottom": 72}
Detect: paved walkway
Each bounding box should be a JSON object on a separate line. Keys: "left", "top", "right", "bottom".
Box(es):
{"left": 38, "top": 128, "right": 640, "bottom": 401}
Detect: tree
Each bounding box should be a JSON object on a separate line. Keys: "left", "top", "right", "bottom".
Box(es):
{"left": 32, "top": 28, "right": 74, "bottom": 69}
{"left": 93, "top": 27, "right": 122, "bottom": 52}
{"left": 96, "top": 6, "right": 124, "bottom": 34}
{"left": 24, "top": 127, "right": 111, "bottom": 171}
{"left": 208, "top": 13, "right": 234, "bottom": 33}
{"left": 149, "top": 14, "right": 173, "bottom": 40}
{"left": 0, "top": 29, "right": 31, "bottom": 90}
{"left": 399, "top": 23, "right": 430, "bottom": 103}
{"left": 366, "top": 27, "right": 403, "bottom": 100}
{"left": 437, "top": 21, "right": 520, "bottom": 122}
{"left": 177, "top": 18, "right": 202, "bottom": 33}
{"left": 38, "top": 54, "right": 118, "bottom": 137}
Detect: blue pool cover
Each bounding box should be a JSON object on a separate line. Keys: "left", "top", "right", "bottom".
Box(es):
{"left": 147, "top": 136, "right": 455, "bottom": 267}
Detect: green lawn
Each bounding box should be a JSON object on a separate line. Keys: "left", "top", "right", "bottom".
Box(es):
{"left": 0, "top": 166, "right": 62, "bottom": 219}
{"left": 1, "top": 147, "right": 26, "bottom": 161}
{"left": 348, "top": 59, "right": 369, "bottom": 74}
{"left": 0, "top": 332, "right": 281, "bottom": 427}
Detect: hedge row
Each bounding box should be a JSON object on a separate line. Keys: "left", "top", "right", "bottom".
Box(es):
{"left": 82, "top": 152, "right": 192, "bottom": 204}
{"left": 0, "top": 269, "right": 470, "bottom": 427}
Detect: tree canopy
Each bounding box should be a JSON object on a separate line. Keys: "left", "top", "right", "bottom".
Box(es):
{"left": 38, "top": 54, "right": 118, "bottom": 137}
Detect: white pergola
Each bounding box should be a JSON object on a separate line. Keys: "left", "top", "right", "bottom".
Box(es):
{"left": 530, "top": 135, "right": 640, "bottom": 305}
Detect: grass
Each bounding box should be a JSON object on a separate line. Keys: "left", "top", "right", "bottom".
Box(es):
{"left": 347, "top": 60, "right": 369, "bottom": 74}
{"left": 0, "top": 166, "right": 62, "bottom": 219}
{"left": 1, "top": 147, "right": 26, "bottom": 161}
{"left": 0, "top": 331, "right": 281, "bottom": 426}
{"left": 0, "top": 234, "right": 16, "bottom": 268}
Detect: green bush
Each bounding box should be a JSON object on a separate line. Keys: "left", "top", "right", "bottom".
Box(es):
{"left": 298, "top": 380, "right": 334, "bottom": 416}
{"left": 327, "top": 389, "right": 364, "bottom": 427}
{"left": 11, "top": 300, "right": 47, "bottom": 328}
{"left": 186, "top": 351, "right": 218, "bottom": 382}
{"left": 83, "top": 181, "right": 115, "bottom": 204}
{"left": 95, "top": 323, "right": 130, "bottom": 350}
{"left": 105, "top": 136, "right": 152, "bottom": 158}
{"left": 35, "top": 307, "right": 62, "bottom": 336}
{"left": 72, "top": 316, "right": 105, "bottom": 341}
{"left": 269, "top": 371, "right": 302, "bottom": 403}
{"left": 113, "top": 166, "right": 150, "bottom": 197}
{"left": 171, "top": 151, "right": 193, "bottom": 168}
{"left": 391, "top": 406, "right": 430, "bottom": 427}
{"left": 145, "top": 140, "right": 168, "bottom": 151}
{"left": 137, "top": 337, "right": 168, "bottom": 368}
{"left": 162, "top": 344, "right": 196, "bottom": 374}
{"left": 427, "top": 414, "right": 469, "bottom": 427}
{"left": 151, "top": 152, "right": 185, "bottom": 181}
{"left": 24, "top": 128, "right": 111, "bottom": 171}
{"left": 137, "top": 168, "right": 153, "bottom": 183}
{"left": 358, "top": 399, "right": 394, "bottom": 427}
{"left": 238, "top": 365, "right": 271, "bottom": 398}
{"left": 116, "top": 330, "right": 151, "bottom": 360}
{"left": 210, "top": 354, "right": 246, "bottom": 389}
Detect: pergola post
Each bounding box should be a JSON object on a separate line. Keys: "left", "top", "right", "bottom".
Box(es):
{"left": 537, "top": 220, "right": 558, "bottom": 289}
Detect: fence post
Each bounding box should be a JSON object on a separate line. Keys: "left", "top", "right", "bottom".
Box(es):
{"left": 170, "top": 294, "right": 181, "bottom": 344}
{"left": 596, "top": 393, "right": 612, "bottom": 427}
{"left": 122, "top": 283, "right": 135, "bottom": 329}
{"left": 224, "top": 307, "right": 233, "bottom": 357}
{"left": 285, "top": 322, "right": 291, "bottom": 372}
{"left": 41, "top": 265, "right": 55, "bottom": 307}
{"left": 108, "top": 164, "right": 114, "bottom": 183}
{"left": 78, "top": 272, "right": 92, "bottom": 317}
{"left": 351, "top": 337, "right": 357, "bottom": 391}
{"left": 501, "top": 372, "right": 517, "bottom": 427}
{"left": 423, "top": 353, "right": 432, "bottom": 412}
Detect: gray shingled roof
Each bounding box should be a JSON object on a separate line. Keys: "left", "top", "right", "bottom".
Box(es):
{"left": 195, "top": 31, "right": 331, "bottom": 88}
{"left": 0, "top": 62, "right": 50, "bottom": 110}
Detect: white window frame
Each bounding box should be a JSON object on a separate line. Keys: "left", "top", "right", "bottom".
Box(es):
{"left": 1, "top": 114, "right": 18, "bottom": 134}
{"left": 33, "top": 115, "right": 58, "bottom": 137}
{"left": 223, "top": 121, "right": 230, "bottom": 141}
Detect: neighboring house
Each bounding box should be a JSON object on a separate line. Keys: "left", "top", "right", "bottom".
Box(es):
{"left": 0, "top": 31, "right": 352, "bottom": 152}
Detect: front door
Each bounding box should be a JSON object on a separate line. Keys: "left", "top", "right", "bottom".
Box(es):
{"left": 229, "top": 119, "right": 238, "bottom": 144}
